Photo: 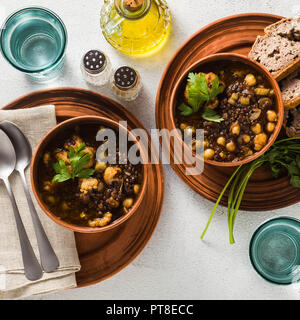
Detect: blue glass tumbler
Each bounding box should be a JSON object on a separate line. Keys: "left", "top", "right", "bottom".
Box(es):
{"left": 0, "top": 7, "right": 67, "bottom": 81}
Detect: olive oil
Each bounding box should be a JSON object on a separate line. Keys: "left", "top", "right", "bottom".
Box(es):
{"left": 101, "top": 0, "right": 171, "bottom": 56}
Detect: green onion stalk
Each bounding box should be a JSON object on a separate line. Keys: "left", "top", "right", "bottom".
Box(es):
{"left": 200, "top": 137, "right": 300, "bottom": 244}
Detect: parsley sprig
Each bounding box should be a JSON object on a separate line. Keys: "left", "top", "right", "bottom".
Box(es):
{"left": 52, "top": 143, "right": 95, "bottom": 183}
{"left": 178, "top": 72, "right": 224, "bottom": 122}
{"left": 200, "top": 137, "right": 300, "bottom": 244}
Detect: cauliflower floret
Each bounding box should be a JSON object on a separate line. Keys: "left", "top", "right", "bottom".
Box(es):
{"left": 55, "top": 149, "right": 70, "bottom": 164}
{"left": 83, "top": 146, "right": 96, "bottom": 168}
{"left": 64, "top": 135, "right": 83, "bottom": 150}
{"left": 64, "top": 135, "right": 96, "bottom": 169}
{"left": 103, "top": 167, "right": 122, "bottom": 185}
{"left": 88, "top": 212, "right": 112, "bottom": 227}
{"left": 79, "top": 177, "right": 98, "bottom": 194}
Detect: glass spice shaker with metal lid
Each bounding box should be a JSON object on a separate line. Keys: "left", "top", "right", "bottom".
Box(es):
{"left": 81, "top": 49, "right": 112, "bottom": 86}
{"left": 111, "top": 66, "right": 142, "bottom": 101}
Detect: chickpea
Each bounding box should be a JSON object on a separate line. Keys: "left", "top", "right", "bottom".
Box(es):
{"left": 266, "top": 122, "right": 276, "bottom": 133}
{"left": 233, "top": 70, "right": 245, "bottom": 77}
{"left": 43, "top": 152, "right": 51, "bottom": 166}
{"left": 242, "top": 147, "right": 253, "bottom": 156}
{"left": 247, "top": 150, "right": 254, "bottom": 156}
{"left": 243, "top": 134, "right": 251, "bottom": 143}
{"left": 185, "top": 126, "right": 195, "bottom": 137}
{"left": 204, "top": 148, "right": 215, "bottom": 160}
{"left": 180, "top": 123, "right": 188, "bottom": 131}
{"left": 266, "top": 110, "right": 277, "bottom": 122}
{"left": 203, "top": 140, "right": 209, "bottom": 149}
{"left": 231, "top": 123, "right": 240, "bottom": 135}
{"left": 192, "top": 139, "right": 202, "bottom": 151}
{"left": 254, "top": 133, "right": 268, "bottom": 151}
{"left": 123, "top": 198, "right": 134, "bottom": 209}
{"left": 254, "top": 144, "right": 263, "bottom": 151}
{"left": 47, "top": 196, "right": 56, "bottom": 205}
{"left": 251, "top": 123, "right": 262, "bottom": 135}
{"left": 226, "top": 141, "right": 236, "bottom": 152}
{"left": 95, "top": 161, "right": 107, "bottom": 171}
{"left": 205, "top": 72, "right": 217, "bottom": 83}
{"left": 217, "top": 136, "right": 226, "bottom": 146}
{"left": 134, "top": 184, "right": 141, "bottom": 195}
{"left": 245, "top": 74, "right": 257, "bottom": 86}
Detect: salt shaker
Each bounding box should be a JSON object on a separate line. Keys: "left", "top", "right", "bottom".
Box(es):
{"left": 81, "top": 49, "right": 112, "bottom": 87}
{"left": 111, "top": 66, "right": 142, "bottom": 101}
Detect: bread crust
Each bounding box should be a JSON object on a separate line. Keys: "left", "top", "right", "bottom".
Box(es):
{"left": 283, "top": 97, "right": 300, "bottom": 110}
{"left": 273, "top": 56, "right": 300, "bottom": 82}
{"left": 249, "top": 17, "right": 300, "bottom": 82}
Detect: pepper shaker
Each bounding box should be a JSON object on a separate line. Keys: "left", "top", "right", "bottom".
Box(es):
{"left": 81, "top": 49, "right": 112, "bottom": 87}
{"left": 111, "top": 66, "right": 142, "bottom": 101}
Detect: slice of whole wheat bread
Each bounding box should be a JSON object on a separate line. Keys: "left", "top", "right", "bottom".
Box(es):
{"left": 249, "top": 17, "right": 300, "bottom": 81}
{"left": 280, "top": 70, "right": 300, "bottom": 109}
{"left": 284, "top": 106, "right": 300, "bottom": 137}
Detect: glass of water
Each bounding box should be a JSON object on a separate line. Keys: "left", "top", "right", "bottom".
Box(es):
{"left": 0, "top": 7, "right": 67, "bottom": 81}
{"left": 249, "top": 216, "right": 300, "bottom": 285}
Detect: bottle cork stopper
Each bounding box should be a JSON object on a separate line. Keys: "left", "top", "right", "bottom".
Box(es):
{"left": 124, "top": 0, "right": 144, "bottom": 12}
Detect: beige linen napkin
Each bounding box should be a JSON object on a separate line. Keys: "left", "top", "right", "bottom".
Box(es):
{"left": 0, "top": 106, "right": 81, "bottom": 300}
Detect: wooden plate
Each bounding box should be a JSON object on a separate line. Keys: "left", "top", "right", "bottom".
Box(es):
{"left": 2, "top": 87, "right": 164, "bottom": 288}
{"left": 156, "top": 13, "right": 300, "bottom": 211}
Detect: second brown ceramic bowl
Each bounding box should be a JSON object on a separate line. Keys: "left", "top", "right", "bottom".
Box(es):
{"left": 170, "top": 53, "right": 284, "bottom": 167}
{"left": 31, "top": 115, "right": 148, "bottom": 233}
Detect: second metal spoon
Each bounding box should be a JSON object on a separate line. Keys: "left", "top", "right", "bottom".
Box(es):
{"left": 0, "top": 121, "right": 59, "bottom": 273}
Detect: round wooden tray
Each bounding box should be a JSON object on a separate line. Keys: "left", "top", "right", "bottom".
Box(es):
{"left": 156, "top": 13, "right": 300, "bottom": 211}
{"left": 2, "top": 87, "right": 164, "bottom": 288}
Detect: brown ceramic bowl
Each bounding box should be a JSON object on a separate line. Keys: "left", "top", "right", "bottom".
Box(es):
{"left": 31, "top": 115, "right": 148, "bottom": 233}
{"left": 170, "top": 53, "right": 284, "bottom": 167}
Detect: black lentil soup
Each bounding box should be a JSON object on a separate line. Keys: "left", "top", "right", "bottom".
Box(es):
{"left": 176, "top": 61, "right": 278, "bottom": 162}
{"left": 38, "top": 124, "right": 143, "bottom": 228}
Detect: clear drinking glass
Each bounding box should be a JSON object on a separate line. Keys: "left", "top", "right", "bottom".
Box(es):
{"left": 249, "top": 216, "right": 300, "bottom": 285}
{"left": 0, "top": 7, "right": 67, "bottom": 81}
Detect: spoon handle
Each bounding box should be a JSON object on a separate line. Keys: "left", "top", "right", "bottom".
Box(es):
{"left": 19, "top": 170, "right": 59, "bottom": 273}
{"left": 2, "top": 178, "right": 43, "bottom": 281}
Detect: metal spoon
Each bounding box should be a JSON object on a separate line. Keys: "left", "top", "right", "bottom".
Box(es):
{"left": 0, "top": 129, "right": 43, "bottom": 281}
{"left": 0, "top": 121, "right": 59, "bottom": 273}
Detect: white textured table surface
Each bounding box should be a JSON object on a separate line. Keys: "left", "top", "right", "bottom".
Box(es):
{"left": 1, "top": 0, "right": 300, "bottom": 300}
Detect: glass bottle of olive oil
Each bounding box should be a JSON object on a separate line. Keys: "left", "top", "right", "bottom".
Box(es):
{"left": 100, "top": 0, "right": 171, "bottom": 56}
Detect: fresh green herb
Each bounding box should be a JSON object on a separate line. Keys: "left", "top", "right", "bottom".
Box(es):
{"left": 200, "top": 137, "right": 300, "bottom": 244}
{"left": 178, "top": 103, "right": 193, "bottom": 116}
{"left": 53, "top": 160, "right": 72, "bottom": 182}
{"left": 52, "top": 143, "right": 95, "bottom": 183}
{"left": 202, "top": 108, "right": 224, "bottom": 123}
{"left": 178, "top": 72, "right": 224, "bottom": 122}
